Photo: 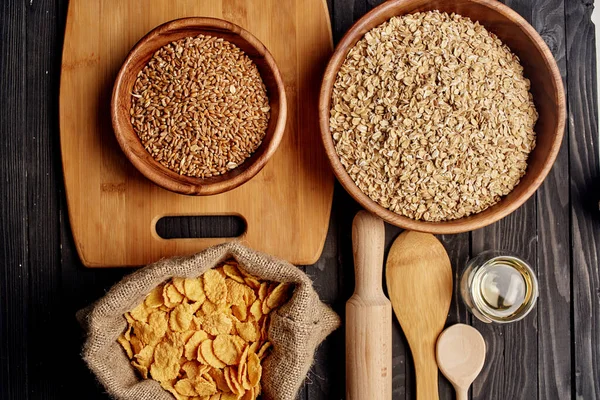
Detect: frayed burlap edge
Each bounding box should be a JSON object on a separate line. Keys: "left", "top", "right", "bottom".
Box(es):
{"left": 77, "top": 242, "right": 341, "bottom": 400}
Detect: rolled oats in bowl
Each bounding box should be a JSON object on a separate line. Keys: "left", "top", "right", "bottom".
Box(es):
{"left": 329, "top": 11, "right": 538, "bottom": 222}
{"left": 130, "top": 34, "right": 271, "bottom": 178}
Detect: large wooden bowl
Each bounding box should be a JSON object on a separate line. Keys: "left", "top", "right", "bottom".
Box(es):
{"left": 319, "top": 0, "right": 565, "bottom": 233}
{"left": 112, "top": 17, "right": 287, "bottom": 196}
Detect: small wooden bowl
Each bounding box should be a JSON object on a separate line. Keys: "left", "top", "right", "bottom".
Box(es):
{"left": 112, "top": 17, "right": 287, "bottom": 195}
{"left": 319, "top": 0, "right": 566, "bottom": 234}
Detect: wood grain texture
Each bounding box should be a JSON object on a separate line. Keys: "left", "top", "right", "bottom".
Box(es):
{"left": 346, "top": 211, "right": 392, "bottom": 400}
{"left": 25, "top": 0, "right": 64, "bottom": 397}
{"left": 0, "top": 1, "right": 28, "bottom": 399}
{"left": 386, "top": 232, "right": 453, "bottom": 400}
{"left": 566, "top": 0, "right": 600, "bottom": 398}
{"left": 471, "top": 200, "right": 539, "bottom": 399}
{"left": 436, "top": 324, "right": 486, "bottom": 400}
{"left": 530, "top": 0, "right": 572, "bottom": 397}
{"left": 60, "top": 0, "right": 334, "bottom": 267}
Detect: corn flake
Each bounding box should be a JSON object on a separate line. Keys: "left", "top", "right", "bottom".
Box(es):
{"left": 213, "top": 334, "right": 245, "bottom": 365}
{"left": 236, "top": 321, "right": 260, "bottom": 342}
{"left": 247, "top": 352, "right": 262, "bottom": 387}
{"left": 170, "top": 303, "right": 193, "bottom": 332}
{"left": 202, "top": 313, "right": 233, "bottom": 336}
{"left": 203, "top": 269, "right": 227, "bottom": 305}
{"left": 200, "top": 339, "right": 226, "bottom": 369}
{"left": 185, "top": 330, "right": 209, "bottom": 360}
{"left": 144, "top": 285, "right": 164, "bottom": 309}
{"left": 163, "top": 283, "right": 185, "bottom": 308}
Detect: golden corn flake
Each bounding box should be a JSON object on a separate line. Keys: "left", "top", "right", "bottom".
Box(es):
{"left": 248, "top": 341, "right": 260, "bottom": 355}
{"left": 266, "top": 283, "right": 292, "bottom": 309}
{"left": 174, "top": 378, "right": 197, "bottom": 396}
{"left": 185, "top": 330, "right": 209, "bottom": 360}
{"left": 247, "top": 352, "right": 262, "bottom": 387}
{"left": 203, "top": 269, "right": 227, "bottom": 305}
{"left": 244, "top": 276, "right": 261, "bottom": 290}
{"left": 163, "top": 283, "right": 184, "bottom": 308}
{"left": 183, "top": 277, "right": 206, "bottom": 303}
{"left": 117, "top": 334, "right": 133, "bottom": 358}
{"left": 258, "top": 282, "right": 268, "bottom": 301}
{"left": 236, "top": 320, "right": 260, "bottom": 342}
{"left": 249, "top": 300, "right": 262, "bottom": 321}
{"left": 172, "top": 277, "right": 186, "bottom": 295}
{"left": 129, "top": 302, "right": 150, "bottom": 323}
{"left": 232, "top": 304, "right": 248, "bottom": 321}
{"left": 134, "top": 311, "right": 168, "bottom": 345}
{"left": 226, "top": 279, "right": 246, "bottom": 306}
{"left": 134, "top": 344, "right": 155, "bottom": 368}
{"left": 194, "top": 377, "right": 218, "bottom": 396}
{"left": 224, "top": 366, "right": 242, "bottom": 395}
{"left": 213, "top": 334, "right": 245, "bottom": 365}
{"left": 202, "top": 313, "right": 233, "bottom": 336}
{"left": 223, "top": 263, "right": 245, "bottom": 283}
{"left": 257, "top": 341, "right": 271, "bottom": 359}
{"left": 144, "top": 285, "right": 164, "bottom": 308}
{"left": 119, "top": 260, "right": 293, "bottom": 399}
{"left": 200, "top": 339, "right": 227, "bottom": 369}
{"left": 208, "top": 367, "right": 231, "bottom": 393}
{"left": 237, "top": 345, "right": 249, "bottom": 382}
{"left": 161, "top": 381, "right": 187, "bottom": 400}
{"left": 150, "top": 360, "right": 179, "bottom": 383}
{"left": 169, "top": 302, "right": 193, "bottom": 332}
{"left": 129, "top": 335, "right": 144, "bottom": 355}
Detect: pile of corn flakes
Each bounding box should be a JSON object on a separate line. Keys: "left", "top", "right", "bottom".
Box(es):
{"left": 117, "top": 260, "right": 293, "bottom": 400}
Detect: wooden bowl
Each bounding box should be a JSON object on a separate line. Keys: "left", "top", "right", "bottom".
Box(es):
{"left": 112, "top": 17, "right": 287, "bottom": 195}
{"left": 319, "top": 0, "right": 565, "bottom": 234}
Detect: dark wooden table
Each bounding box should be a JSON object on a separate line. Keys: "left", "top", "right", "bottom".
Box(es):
{"left": 1, "top": 0, "right": 599, "bottom": 398}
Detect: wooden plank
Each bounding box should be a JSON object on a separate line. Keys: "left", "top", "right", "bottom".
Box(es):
{"left": 0, "top": 1, "right": 28, "bottom": 399}
{"left": 305, "top": 199, "right": 345, "bottom": 400}
{"left": 437, "top": 233, "right": 471, "bottom": 400}
{"left": 25, "top": 0, "right": 64, "bottom": 397}
{"left": 530, "top": 0, "right": 572, "bottom": 397}
{"left": 471, "top": 198, "right": 539, "bottom": 400}
{"left": 566, "top": 0, "right": 600, "bottom": 398}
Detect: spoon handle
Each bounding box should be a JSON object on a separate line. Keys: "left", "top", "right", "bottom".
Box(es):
{"left": 415, "top": 350, "right": 440, "bottom": 400}
{"left": 455, "top": 387, "right": 469, "bottom": 400}
{"left": 346, "top": 211, "right": 392, "bottom": 400}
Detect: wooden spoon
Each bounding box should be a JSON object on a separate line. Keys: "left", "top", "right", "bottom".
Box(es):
{"left": 436, "top": 324, "right": 486, "bottom": 400}
{"left": 385, "top": 231, "right": 452, "bottom": 400}
{"left": 346, "top": 211, "right": 392, "bottom": 400}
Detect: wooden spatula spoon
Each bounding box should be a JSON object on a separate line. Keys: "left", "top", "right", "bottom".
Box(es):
{"left": 436, "top": 324, "right": 486, "bottom": 400}
{"left": 385, "top": 231, "right": 452, "bottom": 400}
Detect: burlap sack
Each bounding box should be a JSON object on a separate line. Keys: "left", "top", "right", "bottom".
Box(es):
{"left": 78, "top": 242, "right": 340, "bottom": 400}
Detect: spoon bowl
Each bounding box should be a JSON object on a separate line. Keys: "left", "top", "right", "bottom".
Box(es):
{"left": 436, "top": 324, "right": 486, "bottom": 400}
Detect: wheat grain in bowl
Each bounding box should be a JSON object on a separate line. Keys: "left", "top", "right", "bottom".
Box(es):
{"left": 329, "top": 11, "right": 538, "bottom": 222}
{"left": 130, "top": 34, "right": 270, "bottom": 178}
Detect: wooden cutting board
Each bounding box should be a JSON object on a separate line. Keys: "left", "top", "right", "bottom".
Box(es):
{"left": 60, "top": 0, "right": 334, "bottom": 267}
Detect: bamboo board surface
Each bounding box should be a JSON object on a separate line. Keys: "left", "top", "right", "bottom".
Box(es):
{"left": 59, "top": 0, "right": 334, "bottom": 267}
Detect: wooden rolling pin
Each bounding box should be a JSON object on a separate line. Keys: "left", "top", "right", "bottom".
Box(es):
{"left": 346, "top": 211, "right": 392, "bottom": 400}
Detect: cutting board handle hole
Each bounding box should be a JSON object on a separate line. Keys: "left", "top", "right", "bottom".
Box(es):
{"left": 155, "top": 216, "right": 246, "bottom": 239}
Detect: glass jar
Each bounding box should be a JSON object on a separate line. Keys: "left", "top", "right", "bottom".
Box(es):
{"left": 460, "top": 250, "right": 539, "bottom": 323}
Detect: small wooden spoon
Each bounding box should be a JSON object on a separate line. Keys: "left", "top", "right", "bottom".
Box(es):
{"left": 386, "top": 231, "right": 452, "bottom": 400}
{"left": 436, "top": 324, "right": 486, "bottom": 400}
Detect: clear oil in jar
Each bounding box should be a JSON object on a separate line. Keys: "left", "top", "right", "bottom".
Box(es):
{"left": 461, "top": 252, "right": 538, "bottom": 323}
